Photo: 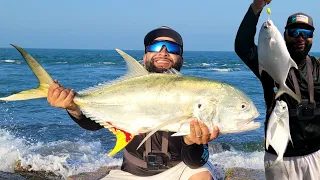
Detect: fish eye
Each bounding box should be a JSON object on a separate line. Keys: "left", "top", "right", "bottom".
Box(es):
{"left": 241, "top": 103, "right": 246, "bottom": 109}
{"left": 198, "top": 104, "right": 202, "bottom": 108}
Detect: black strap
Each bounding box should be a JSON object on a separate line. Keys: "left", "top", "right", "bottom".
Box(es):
{"left": 290, "top": 69, "right": 301, "bottom": 100}
{"left": 123, "top": 149, "right": 147, "bottom": 168}
{"left": 306, "top": 56, "right": 315, "bottom": 103}
{"left": 123, "top": 132, "right": 170, "bottom": 169}
{"left": 288, "top": 56, "right": 319, "bottom": 118}
{"left": 290, "top": 55, "right": 314, "bottom": 103}
{"left": 145, "top": 131, "right": 169, "bottom": 155}
{"left": 161, "top": 131, "right": 169, "bottom": 155}
{"left": 145, "top": 136, "right": 152, "bottom": 155}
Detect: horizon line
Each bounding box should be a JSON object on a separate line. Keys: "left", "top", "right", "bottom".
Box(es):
{"left": 0, "top": 46, "right": 235, "bottom": 52}
{"left": 1, "top": 46, "right": 320, "bottom": 54}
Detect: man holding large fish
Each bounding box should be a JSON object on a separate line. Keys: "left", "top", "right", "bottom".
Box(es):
{"left": 0, "top": 26, "right": 261, "bottom": 178}
{"left": 235, "top": 0, "right": 320, "bottom": 179}
{"left": 46, "top": 26, "right": 226, "bottom": 180}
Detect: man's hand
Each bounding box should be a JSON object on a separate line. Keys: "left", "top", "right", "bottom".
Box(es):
{"left": 183, "top": 118, "right": 219, "bottom": 145}
{"left": 251, "top": 0, "right": 272, "bottom": 15}
{"left": 47, "top": 80, "right": 82, "bottom": 119}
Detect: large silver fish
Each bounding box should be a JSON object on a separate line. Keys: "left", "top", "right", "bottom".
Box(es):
{"left": 258, "top": 19, "right": 301, "bottom": 103}
{"left": 266, "top": 100, "right": 292, "bottom": 171}
{"left": 0, "top": 44, "right": 261, "bottom": 156}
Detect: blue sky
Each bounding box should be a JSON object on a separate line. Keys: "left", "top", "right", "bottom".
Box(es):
{"left": 1, "top": 0, "right": 319, "bottom": 52}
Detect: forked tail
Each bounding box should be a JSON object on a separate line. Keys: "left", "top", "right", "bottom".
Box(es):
{"left": 0, "top": 44, "right": 54, "bottom": 101}
{"left": 275, "top": 84, "right": 301, "bottom": 103}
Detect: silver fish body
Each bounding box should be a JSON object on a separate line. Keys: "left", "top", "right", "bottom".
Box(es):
{"left": 75, "top": 73, "right": 259, "bottom": 134}
{"left": 258, "top": 19, "right": 301, "bottom": 103}
{"left": 266, "top": 100, "right": 292, "bottom": 171}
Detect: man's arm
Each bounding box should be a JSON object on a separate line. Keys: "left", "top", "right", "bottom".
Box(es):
{"left": 180, "top": 140, "right": 209, "bottom": 169}
{"left": 48, "top": 80, "right": 103, "bottom": 131}
{"left": 180, "top": 119, "right": 218, "bottom": 168}
{"left": 235, "top": 1, "right": 276, "bottom": 111}
{"left": 234, "top": 4, "right": 263, "bottom": 77}
{"left": 67, "top": 111, "right": 104, "bottom": 131}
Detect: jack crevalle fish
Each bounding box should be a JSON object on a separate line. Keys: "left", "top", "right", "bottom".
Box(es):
{"left": 266, "top": 100, "right": 292, "bottom": 171}
{"left": 258, "top": 19, "right": 301, "bottom": 103}
{"left": 0, "top": 44, "right": 261, "bottom": 156}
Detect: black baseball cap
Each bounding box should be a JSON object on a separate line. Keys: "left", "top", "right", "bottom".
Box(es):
{"left": 285, "top": 12, "right": 315, "bottom": 30}
{"left": 144, "top": 26, "right": 183, "bottom": 47}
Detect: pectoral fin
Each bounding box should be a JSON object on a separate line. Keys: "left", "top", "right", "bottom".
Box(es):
{"left": 136, "top": 115, "right": 193, "bottom": 150}
{"left": 171, "top": 122, "right": 191, "bottom": 136}
{"left": 171, "top": 132, "right": 188, "bottom": 136}
{"left": 269, "top": 38, "right": 277, "bottom": 49}
{"left": 266, "top": 139, "right": 270, "bottom": 150}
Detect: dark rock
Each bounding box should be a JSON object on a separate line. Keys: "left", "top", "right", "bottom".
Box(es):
{"left": 13, "top": 160, "right": 64, "bottom": 180}
{"left": 225, "top": 167, "right": 265, "bottom": 180}
{"left": 209, "top": 143, "right": 232, "bottom": 153}
{"left": 67, "top": 166, "right": 120, "bottom": 180}
{"left": 0, "top": 171, "right": 26, "bottom": 180}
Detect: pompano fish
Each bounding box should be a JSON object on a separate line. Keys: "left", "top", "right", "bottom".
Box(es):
{"left": 266, "top": 100, "right": 292, "bottom": 172}
{"left": 0, "top": 44, "right": 261, "bottom": 156}
{"left": 258, "top": 19, "right": 301, "bottom": 103}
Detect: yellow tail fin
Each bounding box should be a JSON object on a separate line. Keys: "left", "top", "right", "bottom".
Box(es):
{"left": 0, "top": 44, "right": 54, "bottom": 101}
{"left": 107, "top": 126, "right": 134, "bottom": 156}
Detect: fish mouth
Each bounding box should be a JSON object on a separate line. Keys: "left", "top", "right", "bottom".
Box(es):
{"left": 263, "top": 22, "right": 269, "bottom": 29}
{"left": 266, "top": 20, "right": 272, "bottom": 26}
{"left": 237, "top": 112, "right": 261, "bottom": 131}
{"left": 263, "top": 20, "right": 272, "bottom": 29}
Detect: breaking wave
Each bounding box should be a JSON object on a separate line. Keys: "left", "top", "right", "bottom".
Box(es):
{"left": 0, "top": 128, "right": 264, "bottom": 179}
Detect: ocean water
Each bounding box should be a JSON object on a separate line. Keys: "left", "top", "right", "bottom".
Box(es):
{"left": 1, "top": 47, "right": 318, "bottom": 179}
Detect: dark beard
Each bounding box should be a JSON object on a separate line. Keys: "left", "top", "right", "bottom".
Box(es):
{"left": 144, "top": 58, "right": 183, "bottom": 73}
{"left": 286, "top": 41, "right": 312, "bottom": 64}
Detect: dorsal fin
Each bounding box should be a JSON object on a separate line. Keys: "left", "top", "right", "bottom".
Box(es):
{"left": 115, "top": 48, "right": 149, "bottom": 78}
{"left": 78, "top": 49, "right": 149, "bottom": 95}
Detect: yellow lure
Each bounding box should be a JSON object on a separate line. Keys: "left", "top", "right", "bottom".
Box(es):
{"left": 267, "top": 8, "right": 271, "bottom": 15}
